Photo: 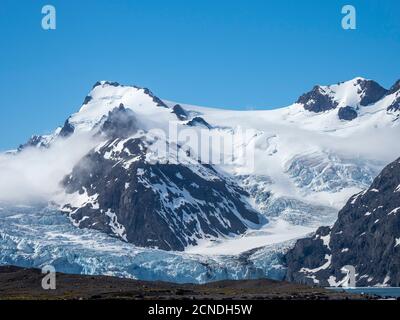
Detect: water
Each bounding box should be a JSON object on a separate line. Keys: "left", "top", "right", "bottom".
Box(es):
{"left": 328, "top": 287, "right": 400, "bottom": 298}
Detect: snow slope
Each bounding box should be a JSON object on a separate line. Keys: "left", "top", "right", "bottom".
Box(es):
{"left": 166, "top": 79, "right": 399, "bottom": 254}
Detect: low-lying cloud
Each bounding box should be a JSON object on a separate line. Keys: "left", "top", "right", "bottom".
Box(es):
{"left": 0, "top": 133, "right": 100, "bottom": 205}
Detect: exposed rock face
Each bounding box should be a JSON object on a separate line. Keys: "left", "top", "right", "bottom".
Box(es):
{"left": 93, "top": 81, "right": 121, "bottom": 89}
{"left": 338, "top": 106, "right": 358, "bottom": 121}
{"left": 187, "top": 117, "right": 212, "bottom": 129}
{"left": 388, "top": 97, "right": 400, "bottom": 113}
{"left": 387, "top": 81, "right": 400, "bottom": 113}
{"left": 285, "top": 157, "right": 400, "bottom": 287}
{"left": 143, "top": 88, "right": 169, "bottom": 108}
{"left": 61, "top": 111, "right": 261, "bottom": 250}
{"left": 356, "top": 79, "right": 387, "bottom": 106}
{"left": 297, "top": 86, "right": 338, "bottom": 113}
{"left": 98, "top": 104, "right": 138, "bottom": 139}
{"left": 82, "top": 95, "right": 93, "bottom": 105}
{"left": 18, "top": 135, "right": 49, "bottom": 151}
{"left": 388, "top": 79, "right": 400, "bottom": 95}
{"left": 297, "top": 78, "right": 388, "bottom": 115}
{"left": 172, "top": 104, "right": 188, "bottom": 120}
{"left": 59, "top": 118, "right": 75, "bottom": 137}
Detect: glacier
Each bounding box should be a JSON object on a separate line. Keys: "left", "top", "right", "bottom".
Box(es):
{"left": 0, "top": 205, "right": 290, "bottom": 283}
{"left": 1, "top": 77, "right": 400, "bottom": 283}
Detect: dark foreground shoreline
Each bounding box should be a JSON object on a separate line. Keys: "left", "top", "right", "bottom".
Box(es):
{"left": 0, "top": 265, "right": 370, "bottom": 300}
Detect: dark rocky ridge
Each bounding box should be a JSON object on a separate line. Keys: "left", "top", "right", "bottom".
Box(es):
{"left": 285, "top": 156, "right": 400, "bottom": 287}
{"left": 356, "top": 79, "right": 387, "bottom": 106}
{"left": 143, "top": 87, "right": 169, "bottom": 108}
{"left": 388, "top": 79, "right": 400, "bottom": 95}
{"left": 187, "top": 116, "right": 212, "bottom": 129}
{"left": 172, "top": 104, "right": 189, "bottom": 120}
{"left": 59, "top": 118, "right": 75, "bottom": 137}
{"left": 297, "top": 86, "right": 338, "bottom": 113}
{"left": 93, "top": 81, "right": 121, "bottom": 89}
{"left": 61, "top": 110, "right": 261, "bottom": 250}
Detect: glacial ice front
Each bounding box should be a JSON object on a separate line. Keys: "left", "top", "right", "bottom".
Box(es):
{"left": 0, "top": 205, "right": 289, "bottom": 283}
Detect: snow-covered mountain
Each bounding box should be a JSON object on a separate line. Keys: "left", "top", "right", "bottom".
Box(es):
{"left": 1, "top": 77, "right": 400, "bottom": 279}
{"left": 50, "top": 82, "right": 262, "bottom": 251}
{"left": 297, "top": 78, "right": 388, "bottom": 116}
{"left": 61, "top": 110, "right": 261, "bottom": 250}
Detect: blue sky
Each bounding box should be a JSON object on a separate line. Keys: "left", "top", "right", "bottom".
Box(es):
{"left": 0, "top": 0, "right": 399, "bottom": 150}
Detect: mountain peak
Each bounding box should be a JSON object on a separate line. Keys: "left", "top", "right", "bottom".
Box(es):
{"left": 296, "top": 85, "right": 338, "bottom": 113}
{"left": 89, "top": 81, "right": 168, "bottom": 109}
{"left": 296, "top": 77, "right": 388, "bottom": 120}
{"left": 64, "top": 81, "right": 175, "bottom": 135}
{"left": 337, "top": 76, "right": 368, "bottom": 86}
{"left": 353, "top": 78, "right": 387, "bottom": 106}
{"left": 92, "top": 80, "right": 123, "bottom": 89}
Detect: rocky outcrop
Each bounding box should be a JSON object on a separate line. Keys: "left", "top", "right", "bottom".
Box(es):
{"left": 356, "top": 79, "right": 387, "bottom": 106}
{"left": 338, "top": 106, "right": 358, "bottom": 121}
{"left": 172, "top": 104, "right": 188, "bottom": 120}
{"left": 388, "top": 96, "right": 400, "bottom": 113}
{"left": 187, "top": 117, "right": 212, "bottom": 129}
{"left": 82, "top": 95, "right": 93, "bottom": 105}
{"left": 143, "top": 88, "right": 169, "bottom": 108}
{"left": 387, "top": 81, "right": 400, "bottom": 113}
{"left": 297, "top": 78, "right": 388, "bottom": 116}
{"left": 297, "top": 86, "right": 338, "bottom": 113}
{"left": 388, "top": 80, "right": 400, "bottom": 95}
{"left": 285, "top": 156, "right": 400, "bottom": 287}
{"left": 93, "top": 81, "right": 121, "bottom": 89}
{"left": 59, "top": 118, "right": 75, "bottom": 137}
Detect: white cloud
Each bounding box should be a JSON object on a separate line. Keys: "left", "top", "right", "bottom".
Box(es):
{"left": 0, "top": 133, "right": 100, "bottom": 205}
